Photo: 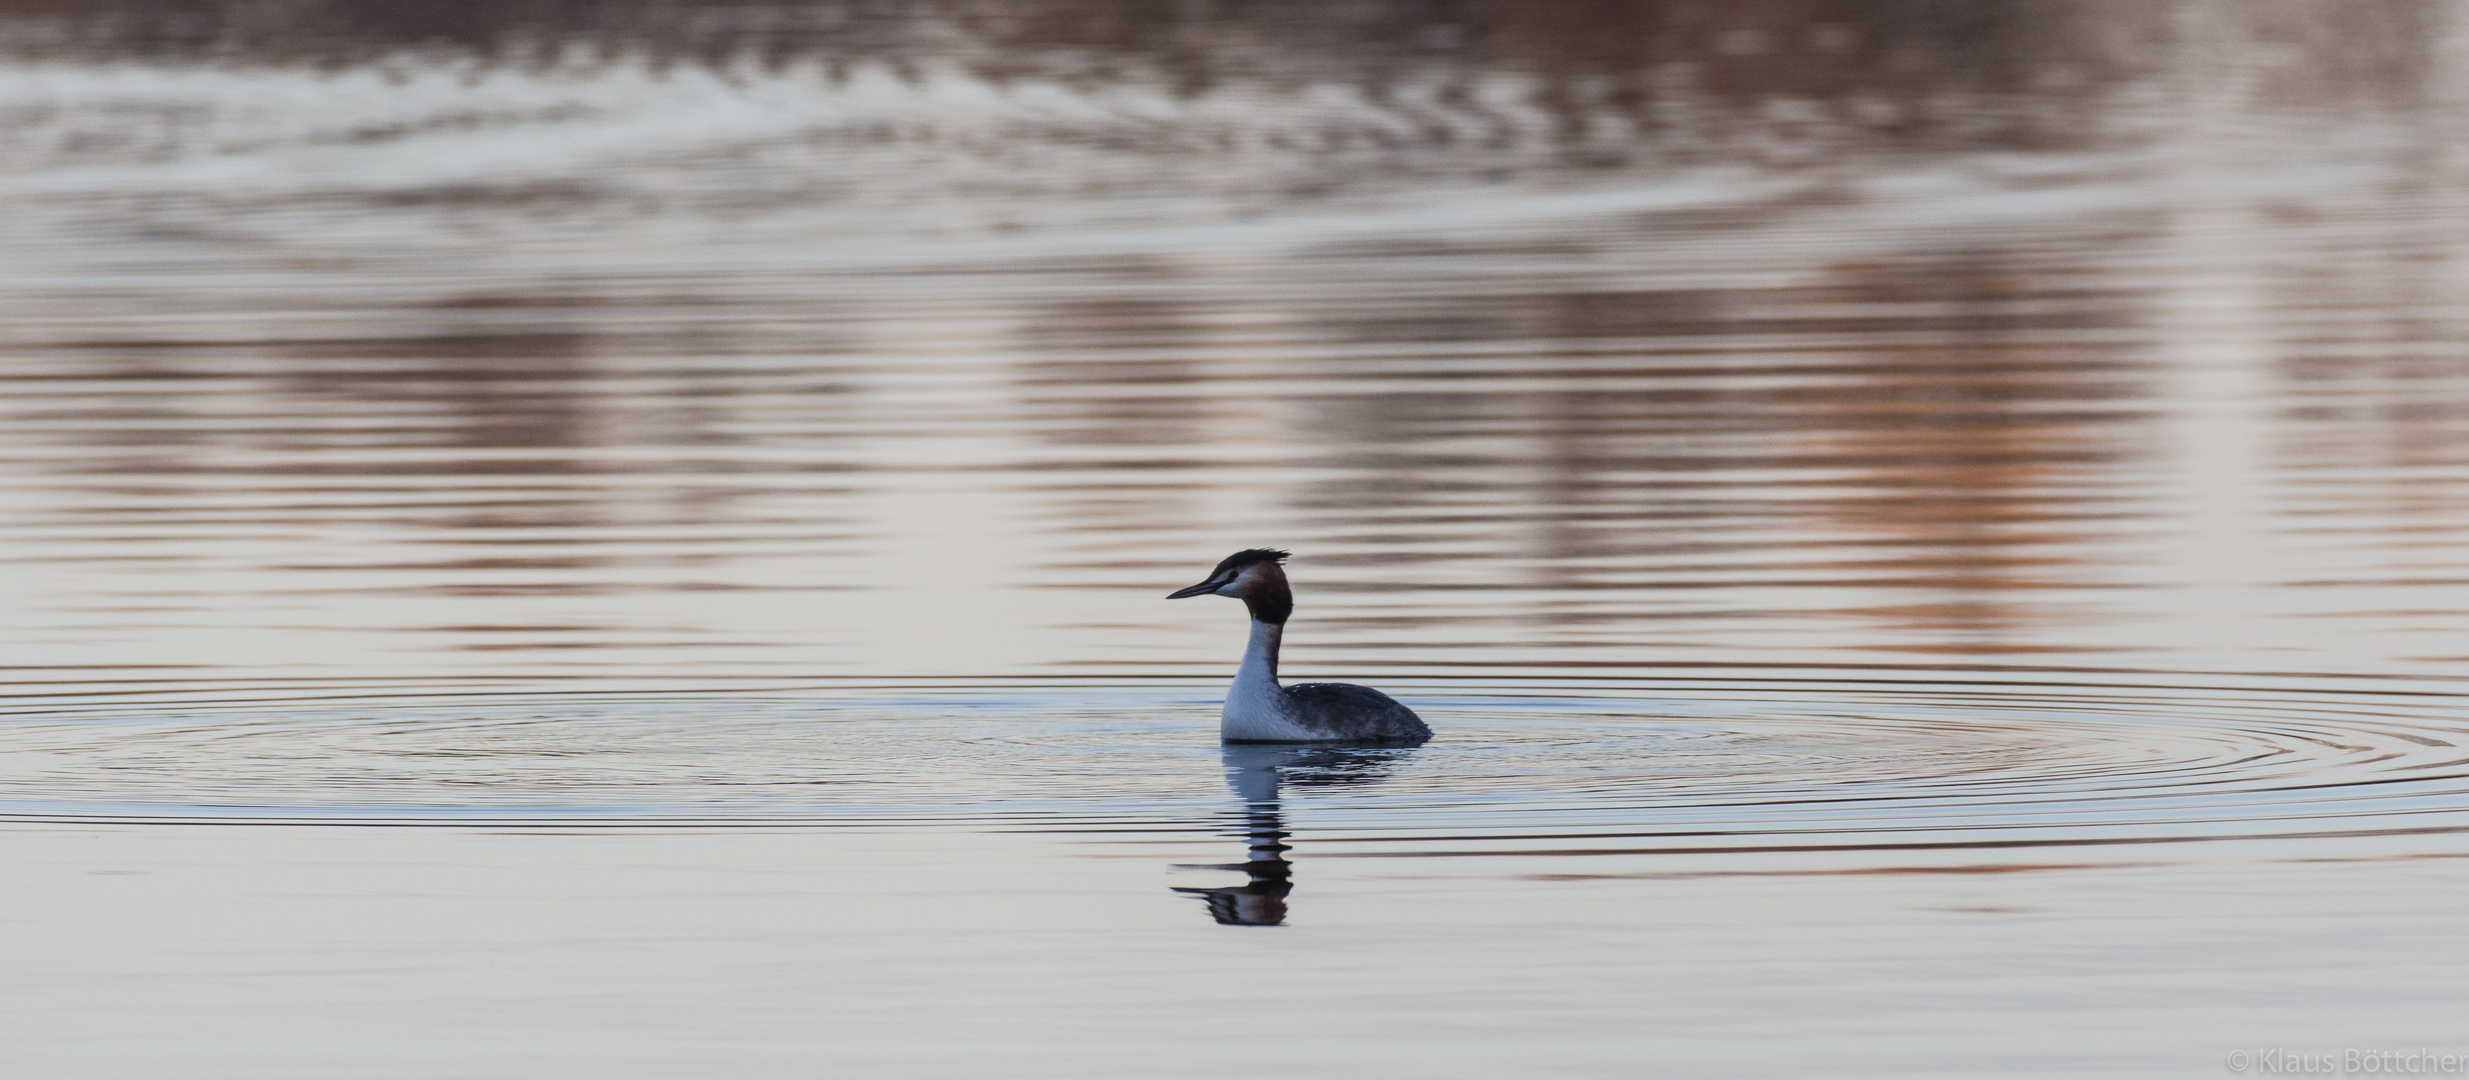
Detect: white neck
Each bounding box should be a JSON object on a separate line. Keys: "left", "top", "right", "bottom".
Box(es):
{"left": 1236, "top": 618, "right": 1282, "bottom": 689}
{"left": 1222, "top": 618, "right": 1314, "bottom": 741}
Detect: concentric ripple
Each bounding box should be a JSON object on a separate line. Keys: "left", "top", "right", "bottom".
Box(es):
{"left": 4, "top": 674, "right": 2468, "bottom": 861}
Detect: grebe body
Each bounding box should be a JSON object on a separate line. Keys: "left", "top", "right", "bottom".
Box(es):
{"left": 1167, "top": 549, "right": 1431, "bottom": 743}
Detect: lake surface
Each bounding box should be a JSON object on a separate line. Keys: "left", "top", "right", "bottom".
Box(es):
{"left": 6, "top": 2, "right": 2469, "bottom": 1076}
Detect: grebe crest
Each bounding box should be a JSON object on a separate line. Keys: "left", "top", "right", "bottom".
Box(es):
{"left": 1167, "top": 549, "right": 1432, "bottom": 744}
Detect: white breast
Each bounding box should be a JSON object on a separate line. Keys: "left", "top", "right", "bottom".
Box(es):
{"left": 1219, "top": 618, "right": 1321, "bottom": 742}
{"left": 1221, "top": 679, "right": 1319, "bottom": 742}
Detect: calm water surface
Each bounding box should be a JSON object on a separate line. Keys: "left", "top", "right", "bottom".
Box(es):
{"left": 6, "top": 3, "right": 2469, "bottom": 1077}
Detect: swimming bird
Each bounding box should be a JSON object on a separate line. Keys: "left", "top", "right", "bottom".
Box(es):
{"left": 1167, "top": 549, "right": 1432, "bottom": 743}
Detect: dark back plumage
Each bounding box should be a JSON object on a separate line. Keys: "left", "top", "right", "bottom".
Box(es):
{"left": 1281, "top": 682, "right": 1432, "bottom": 742}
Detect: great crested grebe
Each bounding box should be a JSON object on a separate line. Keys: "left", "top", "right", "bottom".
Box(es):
{"left": 1167, "top": 549, "right": 1432, "bottom": 743}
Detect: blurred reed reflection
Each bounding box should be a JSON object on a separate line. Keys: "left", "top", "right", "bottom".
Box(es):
{"left": 4, "top": 0, "right": 2451, "bottom": 240}
{"left": 0, "top": 1, "right": 2467, "bottom": 686}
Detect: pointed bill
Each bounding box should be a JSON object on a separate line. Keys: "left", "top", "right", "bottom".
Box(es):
{"left": 1167, "top": 578, "right": 1222, "bottom": 599}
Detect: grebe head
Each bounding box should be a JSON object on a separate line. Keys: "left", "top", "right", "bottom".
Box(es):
{"left": 1167, "top": 548, "right": 1293, "bottom": 623}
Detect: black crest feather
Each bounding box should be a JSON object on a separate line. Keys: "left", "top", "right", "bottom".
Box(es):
{"left": 1212, "top": 548, "right": 1290, "bottom": 576}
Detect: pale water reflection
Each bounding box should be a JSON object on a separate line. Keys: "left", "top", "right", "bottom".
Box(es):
{"left": 6, "top": 2, "right": 2469, "bottom": 1077}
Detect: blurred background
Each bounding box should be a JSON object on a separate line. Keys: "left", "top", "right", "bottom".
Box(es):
{"left": 5, "top": 0, "right": 2468, "bottom": 689}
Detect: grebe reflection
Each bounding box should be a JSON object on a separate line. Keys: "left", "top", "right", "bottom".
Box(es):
{"left": 1174, "top": 742, "right": 1421, "bottom": 926}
